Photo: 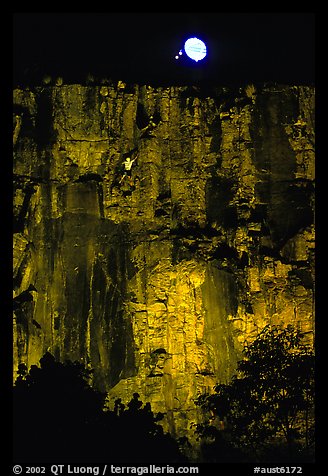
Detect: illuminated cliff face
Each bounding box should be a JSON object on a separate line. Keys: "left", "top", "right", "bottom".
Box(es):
{"left": 13, "top": 82, "right": 315, "bottom": 438}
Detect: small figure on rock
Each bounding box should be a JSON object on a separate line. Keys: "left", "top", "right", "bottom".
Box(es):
{"left": 140, "top": 115, "right": 157, "bottom": 138}
{"left": 119, "top": 154, "right": 138, "bottom": 186}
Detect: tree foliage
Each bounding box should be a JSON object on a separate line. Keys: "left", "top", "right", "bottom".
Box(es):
{"left": 195, "top": 325, "right": 315, "bottom": 463}
{"left": 13, "top": 353, "right": 187, "bottom": 463}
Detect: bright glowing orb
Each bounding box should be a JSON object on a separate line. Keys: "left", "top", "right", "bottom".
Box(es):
{"left": 184, "top": 37, "right": 207, "bottom": 62}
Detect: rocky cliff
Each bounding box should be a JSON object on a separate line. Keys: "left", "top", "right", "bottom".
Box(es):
{"left": 13, "top": 81, "right": 315, "bottom": 440}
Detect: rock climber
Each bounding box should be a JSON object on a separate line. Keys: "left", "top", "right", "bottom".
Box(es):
{"left": 119, "top": 154, "right": 138, "bottom": 186}
{"left": 140, "top": 115, "right": 157, "bottom": 137}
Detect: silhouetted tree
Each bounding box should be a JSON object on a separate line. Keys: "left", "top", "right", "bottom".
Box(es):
{"left": 13, "top": 353, "right": 187, "bottom": 463}
{"left": 195, "top": 325, "right": 315, "bottom": 463}
{"left": 13, "top": 353, "right": 107, "bottom": 460}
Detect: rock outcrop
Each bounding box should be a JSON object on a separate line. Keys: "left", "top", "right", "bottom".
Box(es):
{"left": 13, "top": 81, "right": 315, "bottom": 440}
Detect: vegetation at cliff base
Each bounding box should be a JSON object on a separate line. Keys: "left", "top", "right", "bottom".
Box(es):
{"left": 13, "top": 325, "right": 315, "bottom": 463}
{"left": 194, "top": 325, "right": 315, "bottom": 463}
{"left": 13, "top": 353, "right": 186, "bottom": 463}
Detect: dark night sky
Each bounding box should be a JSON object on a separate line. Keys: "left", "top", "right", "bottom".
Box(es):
{"left": 13, "top": 12, "right": 315, "bottom": 87}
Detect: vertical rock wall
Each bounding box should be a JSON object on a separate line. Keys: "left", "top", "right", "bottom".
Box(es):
{"left": 13, "top": 81, "right": 315, "bottom": 438}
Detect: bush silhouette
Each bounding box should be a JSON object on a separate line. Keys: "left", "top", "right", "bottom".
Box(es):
{"left": 195, "top": 325, "right": 315, "bottom": 463}
{"left": 13, "top": 353, "right": 187, "bottom": 463}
